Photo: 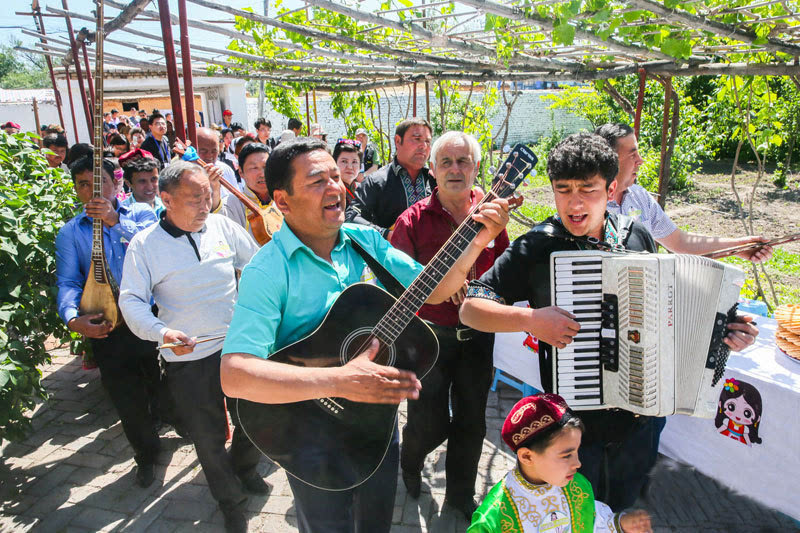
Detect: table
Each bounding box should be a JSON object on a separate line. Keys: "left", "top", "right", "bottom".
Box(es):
{"left": 659, "top": 314, "right": 800, "bottom": 520}
{"left": 492, "top": 309, "right": 799, "bottom": 519}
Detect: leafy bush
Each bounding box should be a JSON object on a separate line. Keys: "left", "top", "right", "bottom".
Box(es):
{"left": 0, "top": 132, "right": 75, "bottom": 441}
{"left": 530, "top": 119, "right": 566, "bottom": 183}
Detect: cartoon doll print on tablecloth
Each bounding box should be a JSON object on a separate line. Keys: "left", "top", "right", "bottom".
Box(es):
{"left": 715, "top": 378, "right": 763, "bottom": 447}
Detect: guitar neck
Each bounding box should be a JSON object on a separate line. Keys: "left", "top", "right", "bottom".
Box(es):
{"left": 373, "top": 182, "right": 519, "bottom": 345}
{"left": 185, "top": 156, "right": 264, "bottom": 214}
{"left": 385, "top": 202, "right": 485, "bottom": 322}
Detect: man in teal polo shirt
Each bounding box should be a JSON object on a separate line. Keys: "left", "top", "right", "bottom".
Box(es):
{"left": 220, "top": 138, "right": 510, "bottom": 533}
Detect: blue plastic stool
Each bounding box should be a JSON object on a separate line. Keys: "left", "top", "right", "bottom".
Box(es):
{"left": 738, "top": 297, "right": 770, "bottom": 317}
{"left": 491, "top": 368, "right": 540, "bottom": 397}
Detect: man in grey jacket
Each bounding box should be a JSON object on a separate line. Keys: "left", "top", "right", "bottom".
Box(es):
{"left": 119, "top": 161, "right": 264, "bottom": 533}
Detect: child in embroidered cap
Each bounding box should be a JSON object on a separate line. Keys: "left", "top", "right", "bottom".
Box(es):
{"left": 468, "top": 394, "right": 651, "bottom": 533}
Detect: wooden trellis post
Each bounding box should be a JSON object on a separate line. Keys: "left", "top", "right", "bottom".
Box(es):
{"left": 156, "top": 0, "right": 186, "bottom": 143}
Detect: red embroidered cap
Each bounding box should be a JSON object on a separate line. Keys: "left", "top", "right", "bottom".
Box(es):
{"left": 222, "top": 109, "right": 233, "bottom": 116}
{"left": 119, "top": 148, "right": 155, "bottom": 166}
{"left": 501, "top": 393, "right": 570, "bottom": 452}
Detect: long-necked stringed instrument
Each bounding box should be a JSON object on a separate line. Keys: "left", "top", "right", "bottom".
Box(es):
{"left": 236, "top": 145, "right": 537, "bottom": 491}
{"left": 178, "top": 146, "right": 282, "bottom": 245}
{"left": 702, "top": 232, "right": 800, "bottom": 260}
{"left": 78, "top": 0, "right": 121, "bottom": 330}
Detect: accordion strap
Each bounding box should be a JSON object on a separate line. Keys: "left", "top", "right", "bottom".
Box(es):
{"left": 531, "top": 215, "right": 638, "bottom": 253}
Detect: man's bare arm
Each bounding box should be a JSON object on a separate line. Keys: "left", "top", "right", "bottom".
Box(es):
{"left": 658, "top": 229, "right": 772, "bottom": 262}
{"left": 459, "top": 298, "right": 580, "bottom": 349}
{"left": 220, "top": 339, "right": 421, "bottom": 405}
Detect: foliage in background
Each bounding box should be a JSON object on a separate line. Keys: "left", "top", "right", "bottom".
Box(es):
{"left": 0, "top": 40, "right": 49, "bottom": 90}
{"left": 0, "top": 132, "right": 75, "bottom": 442}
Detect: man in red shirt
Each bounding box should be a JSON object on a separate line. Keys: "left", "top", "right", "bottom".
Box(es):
{"left": 391, "top": 131, "right": 509, "bottom": 518}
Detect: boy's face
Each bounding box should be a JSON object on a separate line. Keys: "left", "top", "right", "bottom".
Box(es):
{"left": 551, "top": 174, "right": 616, "bottom": 240}
{"left": 517, "top": 427, "right": 582, "bottom": 487}
{"left": 127, "top": 168, "right": 159, "bottom": 204}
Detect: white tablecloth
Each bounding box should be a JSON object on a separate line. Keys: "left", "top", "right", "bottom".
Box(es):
{"left": 492, "top": 309, "right": 799, "bottom": 519}
{"left": 493, "top": 303, "right": 544, "bottom": 391}
{"left": 659, "top": 314, "right": 800, "bottom": 519}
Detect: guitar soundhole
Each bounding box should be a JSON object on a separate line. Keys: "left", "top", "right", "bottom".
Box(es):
{"left": 339, "top": 328, "right": 396, "bottom": 367}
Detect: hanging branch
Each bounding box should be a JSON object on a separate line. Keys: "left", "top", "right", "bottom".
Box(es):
{"left": 626, "top": 0, "right": 800, "bottom": 57}
{"left": 185, "top": 0, "right": 500, "bottom": 71}
{"left": 308, "top": 0, "right": 584, "bottom": 72}
{"left": 455, "top": 0, "right": 674, "bottom": 61}
{"left": 438, "top": 80, "right": 446, "bottom": 132}
{"left": 461, "top": 81, "right": 475, "bottom": 131}
{"left": 493, "top": 82, "right": 520, "bottom": 155}
{"left": 599, "top": 80, "right": 635, "bottom": 117}
{"left": 652, "top": 74, "right": 680, "bottom": 209}
{"left": 730, "top": 76, "right": 775, "bottom": 308}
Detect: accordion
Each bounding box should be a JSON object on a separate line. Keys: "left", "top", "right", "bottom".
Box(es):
{"left": 550, "top": 251, "right": 745, "bottom": 418}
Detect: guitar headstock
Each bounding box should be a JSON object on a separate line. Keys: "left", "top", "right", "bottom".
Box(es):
{"left": 490, "top": 144, "right": 537, "bottom": 200}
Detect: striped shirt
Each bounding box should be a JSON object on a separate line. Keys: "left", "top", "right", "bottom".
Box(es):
{"left": 607, "top": 184, "right": 677, "bottom": 240}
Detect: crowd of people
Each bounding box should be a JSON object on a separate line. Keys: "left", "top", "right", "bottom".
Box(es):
{"left": 4, "top": 107, "right": 773, "bottom": 533}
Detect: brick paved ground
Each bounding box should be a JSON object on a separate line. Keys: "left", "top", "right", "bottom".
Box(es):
{"left": 1, "top": 346, "right": 797, "bottom": 532}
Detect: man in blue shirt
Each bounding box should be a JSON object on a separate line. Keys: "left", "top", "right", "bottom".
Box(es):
{"left": 220, "top": 138, "right": 510, "bottom": 533}
{"left": 55, "top": 155, "right": 161, "bottom": 488}
{"left": 121, "top": 153, "right": 165, "bottom": 217}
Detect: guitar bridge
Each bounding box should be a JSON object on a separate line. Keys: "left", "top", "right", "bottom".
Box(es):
{"left": 316, "top": 397, "right": 346, "bottom": 419}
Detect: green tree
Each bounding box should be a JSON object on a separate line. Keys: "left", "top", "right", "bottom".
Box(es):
{"left": 0, "top": 132, "right": 75, "bottom": 442}
{"left": 0, "top": 41, "right": 49, "bottom": 90}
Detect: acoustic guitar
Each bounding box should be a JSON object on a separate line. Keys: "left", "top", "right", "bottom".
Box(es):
{"left": 236, "top": 144, "right": 537, "bottom": 490}
{"left": 78, "top": 0, "right": 122, "bottom": 330}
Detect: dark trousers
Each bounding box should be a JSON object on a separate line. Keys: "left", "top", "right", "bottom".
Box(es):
{"left": 401, "top": 326, "right": 495, "bottom": 501}
{"left": 578, "top": 415, "right": 665, "bottom": 511}
{"left": 165, "top": 352, "right": 261, "bottom": 509}
{"left": 91, "top": 325, "right": 161, "bottom": 467}
{"left": 288, "top": 430, "right": 399, "bottom": 533}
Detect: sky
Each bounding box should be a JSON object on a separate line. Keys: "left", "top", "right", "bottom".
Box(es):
{"left": 0, "top": 0, "right": 305, "bottom": 67}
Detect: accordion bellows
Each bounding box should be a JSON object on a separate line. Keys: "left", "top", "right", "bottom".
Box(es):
{"left": 550, "top": 251, "right": 745, "bottom": 419}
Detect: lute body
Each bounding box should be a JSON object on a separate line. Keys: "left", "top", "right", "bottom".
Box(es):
{"left": 78, "top": 0, "right": 121, "bottom": 330}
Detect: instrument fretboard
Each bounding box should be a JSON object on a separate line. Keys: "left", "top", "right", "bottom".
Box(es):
{"left": 371, "top": 155, "right": 528, "bottom": 346}
{"left": 91, "top": 0, "right": 105, "bottom": 276}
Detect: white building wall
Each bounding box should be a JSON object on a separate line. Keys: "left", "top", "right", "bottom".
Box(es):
{"left": 0, "top": 101, "right": 62, "bottom": 139}
{"left": 55, "top": 75, "right": 247, "bottom": 143}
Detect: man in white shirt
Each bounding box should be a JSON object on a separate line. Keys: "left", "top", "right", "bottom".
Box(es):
{"left": 119, "top": 161, "right": 264, "bottom": 533}
{"left": 597, "top": 123, "right": 772, "bottom": 262}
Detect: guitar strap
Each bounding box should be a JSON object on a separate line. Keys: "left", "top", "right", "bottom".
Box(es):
{"left": 350, "top": 239, "right": 406, "bottom": 299}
